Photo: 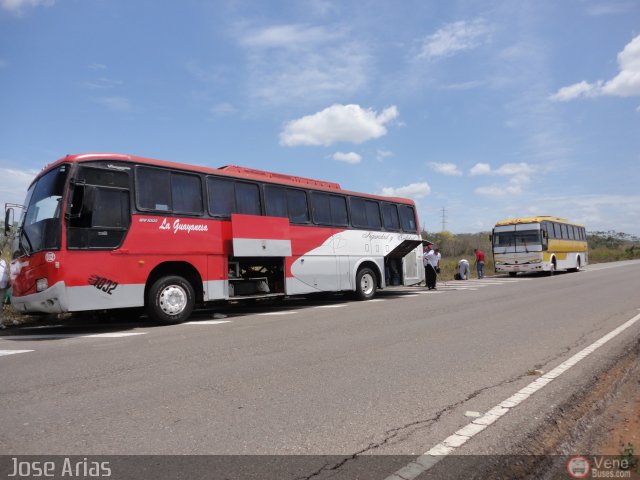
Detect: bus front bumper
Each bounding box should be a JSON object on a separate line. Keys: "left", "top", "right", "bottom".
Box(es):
{"left": 11, "top": 281, "right": 69, "bottom": 314}
{"left": 496, "top": 262, "right": 548, "bottom": 273}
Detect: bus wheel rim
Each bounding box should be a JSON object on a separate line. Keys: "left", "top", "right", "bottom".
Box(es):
{"left": 361, "top": 273, "right": 374, "bottom": 295}
{"left": 159, "top": 285, "right": 187, "bottom": 315}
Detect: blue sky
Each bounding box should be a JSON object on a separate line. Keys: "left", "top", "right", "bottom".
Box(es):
{"left": 1, "top": 0, "right": 639, "bottom": 234}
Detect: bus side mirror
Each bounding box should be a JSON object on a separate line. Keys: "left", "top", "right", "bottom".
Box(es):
{"left": 489, "top": 234, "right": 493, "bottom": 243}
{"left": 4, "top": 208, "right": 14, "bottom": 235}
{"left": 542, "top": 231, "right": 548, "bottom": 239}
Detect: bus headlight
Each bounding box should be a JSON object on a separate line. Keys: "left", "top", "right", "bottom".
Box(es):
{"left": 36, "top": 278, "right": 49, "bottom": 292}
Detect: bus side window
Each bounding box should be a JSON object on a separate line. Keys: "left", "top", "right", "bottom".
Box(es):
{"left": 235, "top": 182, "right": 261, "bottom": 216}
{"left": 172, "top": 173, "right": 203, "bottom": 215}
{"left": 365, "top": 201, "right": 382, "bottom": 230}
{"left": 382, "top": 203, "right": 400, "bottom": 231}
{"left": 399, "top": 205, "right": 417, "bottom": 233}
{"left": 311, "top": 192, "right": 331, "bottom": 224}
{"left": 207, "top": 177, "right": 235, "bottom": 217}
{"left": 264, "top": 185, "right": 287, "bottom": 218}
{"left": 286, "top": 189, "right": 309, "bottom": 223}
{"left": 350, "top": 198, "right": 367, "bottom": 228}
{"left": 330, "top": 196, "right": 348, "bottom": 226}
{"left": 137, "top": 167, "right": 171, "bottom": 211}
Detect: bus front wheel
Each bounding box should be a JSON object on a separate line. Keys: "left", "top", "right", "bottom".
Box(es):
{"left": 147, "top": 275, "right": 195, "bottom": 324}
{"left": 355, "top": 267, "right": 377, "bottom": 300}
{"left": 547, "top": 260, "right": 556, "bottom": 276}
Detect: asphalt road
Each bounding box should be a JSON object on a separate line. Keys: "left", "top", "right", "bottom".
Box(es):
{"left": 1, "top": 260, "right": 639, "bottom": 476}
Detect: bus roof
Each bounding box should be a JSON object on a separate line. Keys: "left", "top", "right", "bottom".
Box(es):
{"left": 494, "top": 216, "right": 585, "bottom": 228}
{"left": 37, "top": 153, "right": 415, "bottom": 205}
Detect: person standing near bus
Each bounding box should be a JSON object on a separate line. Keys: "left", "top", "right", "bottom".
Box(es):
{"left": 424, "top": 243, "right": 438, "bottom": 290}
{"left": 474, "top": 248, "right": 485, "bottom": 279}
{"left": 0, "top": 258, "right": 8, "bottom": 328}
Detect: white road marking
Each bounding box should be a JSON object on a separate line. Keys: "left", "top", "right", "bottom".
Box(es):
{"left": 0, "top": 332, "right": 147, "bottom": 340}
{"left": 369, "top": 299, "right": 386, "bottom": 302}
{"left": 0, "top": 349, "right": 33, "bottom": 356}
{"left": 464, "top": 411, "right": 482, "bottom": 418}
{"left": 385, "top": 310, "right": 640, "bottom": 480}
{"left": 258, "top": 311, "right": 298, "bottom": 316}
{"left": 184, "top": 320, "right": 232, "bottom": 325}
{"left": 314, "top": 304, "right": 348, "bottom": 309}
{"left": 84, "top": 332, "right": 146, "bottom": 338}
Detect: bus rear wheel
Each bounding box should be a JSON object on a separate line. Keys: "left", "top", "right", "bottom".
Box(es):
{"left": 355, "top": 267, "right": 377, "bottom": 300}
{"left": 569, "top": 257, "right": 581, "bottom": 272}
{"left": 147, "top": 275, "right": 195, "bottom": 324}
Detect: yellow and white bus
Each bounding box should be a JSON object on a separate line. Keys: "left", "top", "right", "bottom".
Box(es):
{"left": 492, "top": 216, "right": 588, "bottom": 276}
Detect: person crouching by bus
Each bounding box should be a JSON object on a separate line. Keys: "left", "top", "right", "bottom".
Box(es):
{"left": 423, "top": 243, "right": 438, "bottom": 290}
{"left": 457, "top": 259, "right": 470, "bottom": 280}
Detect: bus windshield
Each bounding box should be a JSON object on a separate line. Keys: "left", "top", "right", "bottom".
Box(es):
{"left": 493, "top": 230, "right": 541, "bottom": 247}
{"left": 13, "top": 165, "right": 69, "bottom": 258}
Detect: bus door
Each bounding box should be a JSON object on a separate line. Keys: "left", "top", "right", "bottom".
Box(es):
{"left": 386, "top": 239, "right": 424, "bottom": 286}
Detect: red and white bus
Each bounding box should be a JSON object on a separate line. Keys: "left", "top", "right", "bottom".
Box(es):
{"left": 7, "top": 153, "right": 425, "bottom": 323}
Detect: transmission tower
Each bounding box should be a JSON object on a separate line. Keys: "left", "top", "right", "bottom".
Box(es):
{"left": 440, "top": 207, "right": 447, "bottom": 232}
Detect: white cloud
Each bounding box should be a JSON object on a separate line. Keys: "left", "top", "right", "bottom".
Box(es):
{"left": 469, "top": 162, "right": 491, "bottom": 176}
{"left": 475, "top": 181, "right": 524, "bottom": 197}
{"left": 332, "top": 152, "right": 362, "bottom": 164}
{"left": 429, "top": 162, "right": 462, "bottom": 176}
{"left": 210, "top": 102, "right": 237, "bottom": 116}
{"left": 513, "top": 194, "right": 640, "bottom": 234}
{"left": 94, "top": 96, "right": 131, "bottom": 112}
{"left": 472, "top": 162, "right": 537, "bottom": 197}
{"left": 586, "top": 2, "right": 636, "bottom": 16}
{"left": 550, "top": 35, "right": 640, "bottom": 101}
{"left": 381, "top": 182, "right": 431, "bottom": 200}
{"left": 280, "top": 104, "right": 399, "bottom": 147}
{"left": 238, "top": 24, "right": 342, "bottom": 50}
{"left": 417, "top": 19, "right": 491, "bottom": 60}
{"left": 549, "top": 81, "right": 600, "bottom": 102}
{"left": 1, "top": 0, "right": 53, "bottom": 14}
{"left": 0, "top": 167, "right": 38, "bottom": 204}
{"left": 376, "top": 149, "right": 394, "bottom": 162}
{"left": 236, "top": 23, "right": 371, "bottom": 106}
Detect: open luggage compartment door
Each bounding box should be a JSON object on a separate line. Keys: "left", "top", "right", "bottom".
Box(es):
{"left": 385, "top": 239, "right": 424, "bottom": 286}
{"left": 231, "top": 214, "right": 292, "bottom": 257}
{"left": 385, "top": 239, "right": 424, "bottom": 258}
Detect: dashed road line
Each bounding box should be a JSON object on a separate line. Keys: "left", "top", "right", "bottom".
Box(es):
{"left": 257, "top": 311, "right": 299, "bottom": 316}
{"left": 0, "top": 349, "right": 33, "bottom": 357}
{"left": 385, "top": 310, "right": 640, "bottom": 480}
{"left": 0, "top": 332, "right": 147, "bottom": 341}
{"left": 314, "top": 304, "right": 348, "bottom": 309}
{"left": 84, "top": 332, "right": 147, "bottom": 338}
{"left": 184, "top": 320, "right": 232, "bottom": 325}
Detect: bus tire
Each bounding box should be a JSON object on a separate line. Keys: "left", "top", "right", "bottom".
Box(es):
{"left": 547, "top": 259, "right": 556, "bottom": 276}
{"left": 147, "top": 275, "right": 195, "bottom": 324}
{"left": 355, "top": 267, "right": 377, "bottom": 300}
{"left": 508, "top": 272, "right": 517, "bottom": 277}
{"left": 569, "top": 257, "right": 581, "bottom": 273}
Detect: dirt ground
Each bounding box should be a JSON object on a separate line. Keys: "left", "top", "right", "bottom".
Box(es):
{"left": 590, "top": 356, "right": 640, "bottom": 457}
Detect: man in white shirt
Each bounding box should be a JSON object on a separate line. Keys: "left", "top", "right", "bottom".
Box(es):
{"left": 423, "top": 242, "right": 438, "bottom": 290}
